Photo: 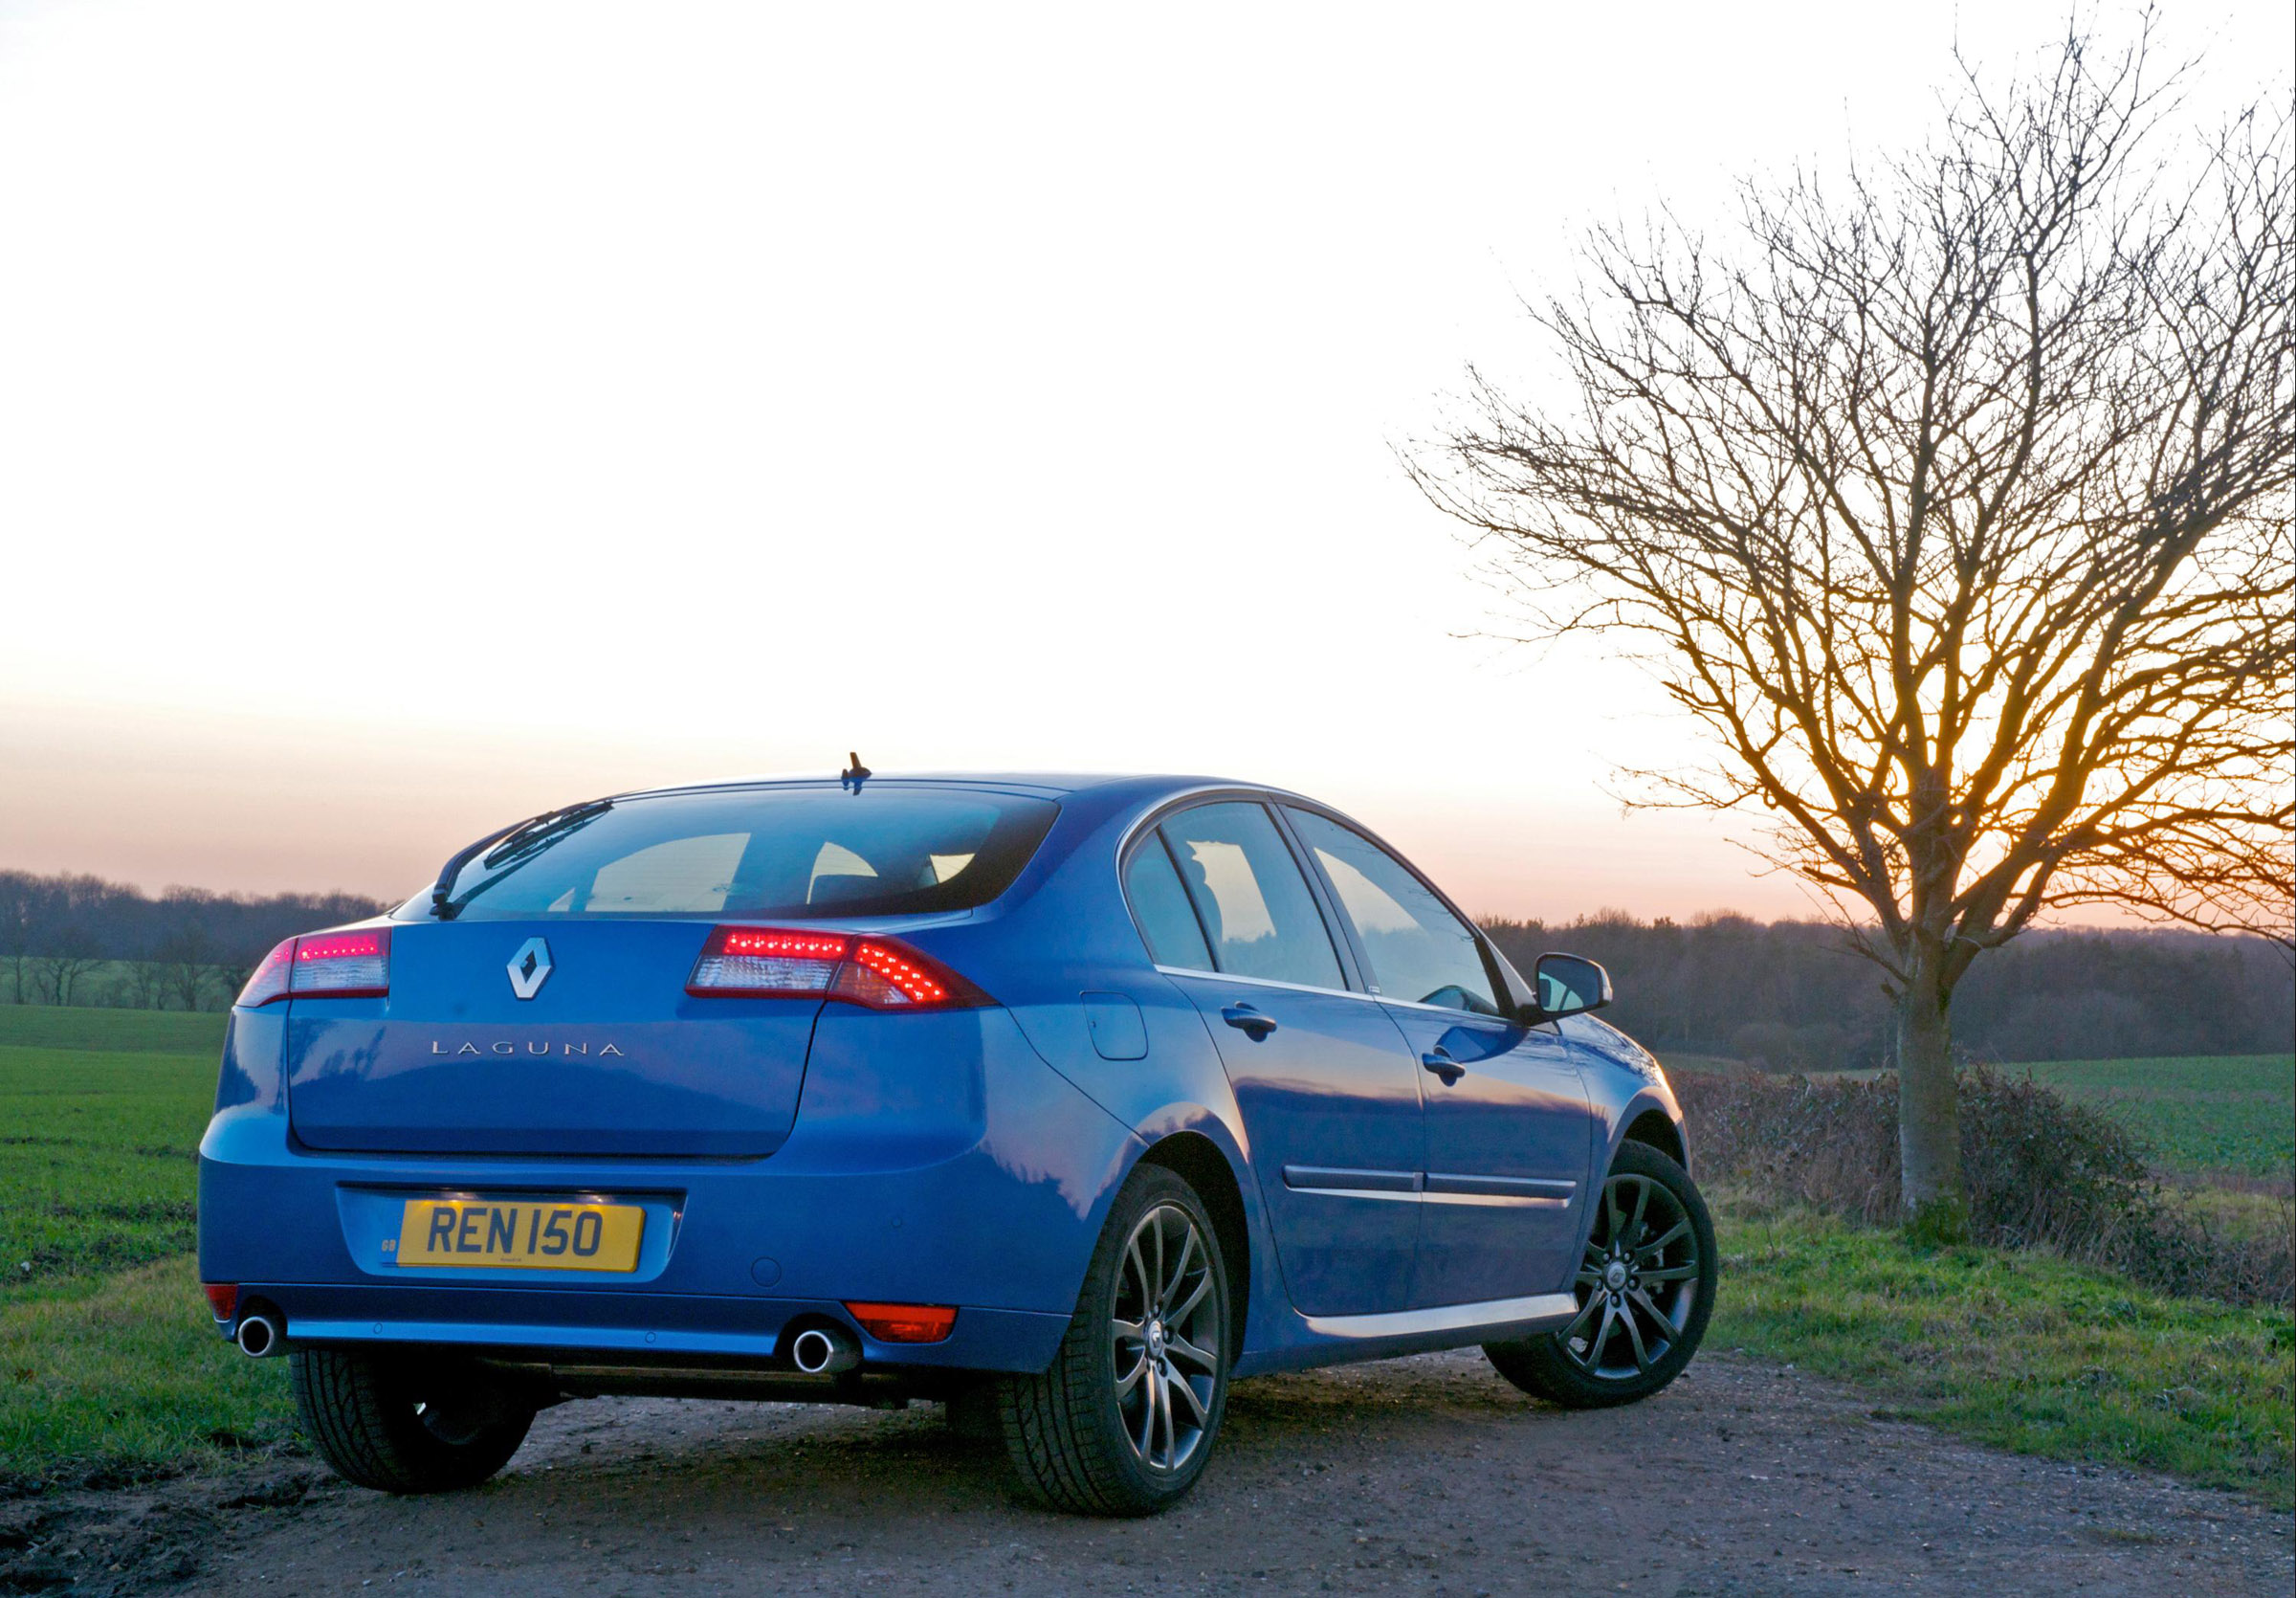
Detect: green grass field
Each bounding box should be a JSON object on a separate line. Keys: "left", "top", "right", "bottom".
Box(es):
{"left": 0, "top": 1255, "right": 298, "bottom": 1486}
{"left": 1713, "top": 1201, "right": 2295, "bottom": 1510}
{"left": 0, "top": 1002, "right": 229, "bottom": 1288}
{"left": 1, "top": 1048, "right": 211, "bottom": 1285}
{"left": 2013, "top": 1054, "right": 2295, "bottom": 1182}
{"left": 0, "top": 1006, "right": 297, "bottom": 1488}
{"left": 0, "top": 1005, "right": 225, "bottom": 1054}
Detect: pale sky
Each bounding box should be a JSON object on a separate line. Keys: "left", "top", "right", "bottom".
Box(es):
{"left": 1, "top": 1, "right": 2285, "bottom": 918}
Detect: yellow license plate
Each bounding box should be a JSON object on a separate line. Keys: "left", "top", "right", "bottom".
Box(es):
{"left": 391, "top": 1200, "right": 645, "bottom": 1272}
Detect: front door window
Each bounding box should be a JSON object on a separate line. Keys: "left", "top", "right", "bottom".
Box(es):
{"left": 1284, "top": 808, "right": 1498, "bottom": 1012}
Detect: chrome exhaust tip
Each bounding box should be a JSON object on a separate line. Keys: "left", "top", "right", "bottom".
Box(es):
{"left": 789, "top": 1325, "right": 859, "bottom": 1375}
{"left": 235, "top": 1313, "right": 283, "bottom": 1359}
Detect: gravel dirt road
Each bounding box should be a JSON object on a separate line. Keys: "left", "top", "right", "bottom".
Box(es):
{"left": 8, "top": 1349, "right": 2289, "bottom": 1596}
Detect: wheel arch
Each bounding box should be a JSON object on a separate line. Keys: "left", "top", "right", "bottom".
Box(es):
{"left": 1137, "top": 1130, "right": 1253, "bottom": 1352}
{"left": 1617, "top": 1100, "right": 1688, "bottom": 1173}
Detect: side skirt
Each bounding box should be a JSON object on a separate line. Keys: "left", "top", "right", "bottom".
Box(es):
{"left": 1230, "top": 1292, "right": 1578, "bottom": 1377}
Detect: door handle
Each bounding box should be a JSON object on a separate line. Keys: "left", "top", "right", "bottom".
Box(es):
{"left": 1422, "top": 1047, "right": 1466, "bottom": 1084}
{"left": 1221, "top": 1004, "right": 1278, "bottom": 1039}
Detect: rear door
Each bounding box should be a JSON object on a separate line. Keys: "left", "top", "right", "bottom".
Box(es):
{"left": 1282, "top": 807, "right": 1596, "bottom": 1307}
{"left": 1136, "top": 800, "right": 1425, "bottom": 1320}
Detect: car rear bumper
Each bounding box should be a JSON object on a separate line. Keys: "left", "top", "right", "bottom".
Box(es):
{"left": 216, "top": 1279, "right": 1070, "bottom": 1374}
{"left": 197, "top": 1006, "right": 1138, "bottom": 1376}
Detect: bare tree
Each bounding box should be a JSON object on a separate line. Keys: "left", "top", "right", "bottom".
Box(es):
{"left": 202, "top": 961, "right": 254, "bottom": 1012}
{"left": 157, "top": 925, "right": 220, "bottom": 1012}
{"left": 125, "top": 954, "right": 170, "bottom": 1010}
{"left": 27, "top": 926, "right": 105, "bottom": 1008}
{"left": 0, "top": 874, "right": 43, "bottom": 1004}
{"left": 1414, "top": 23, "right": 2293, "bottom": 1234}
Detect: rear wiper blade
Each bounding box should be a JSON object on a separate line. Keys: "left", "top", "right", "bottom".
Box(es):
{"left": 429, "top": 798, "right": 614, "bottom": 921}
{"left": 480, "top": 797, "right": 614, "bottom": 870}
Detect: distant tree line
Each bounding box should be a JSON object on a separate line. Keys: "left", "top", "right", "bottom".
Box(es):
{"left": 3, "top": 867, "right": 2285, "bottom": 1056}
{"left": 1483, "top": 914, "right": 2292, "bottom": 1068}
{"left": 0, "top": 870, "right": 389, "bottom": 1010}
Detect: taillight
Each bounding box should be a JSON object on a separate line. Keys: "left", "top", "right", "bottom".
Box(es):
{"left": 844, "top": 1300, "right": 958, "bottom": 1343}
{"left": 203, "top": 1282, "right": 238, "bottom": 1321}
{"left": 686, "top": 927, "right": 990, "bottom": 1010}
{"left": 295, "top": 930, "right": 390, "bottom": 996}
{"left": 236, "top": 928, "right": 392, "bottom": 1007}
{"left": 687, "top": 929, "right": 850, "bottom": 997}
{"left": 237, "top": 941, "right": 295, "bottom": 1006}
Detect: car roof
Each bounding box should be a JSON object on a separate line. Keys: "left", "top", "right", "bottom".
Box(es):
{"left": 608, "top": 772, "right": 1257, "bottom": 803}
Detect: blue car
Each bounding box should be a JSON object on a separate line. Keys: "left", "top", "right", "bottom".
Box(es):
{"left": 198, "top": 772, "right": 1714, "bottom": 1515}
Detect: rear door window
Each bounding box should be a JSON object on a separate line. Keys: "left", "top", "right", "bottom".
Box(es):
{"left": 1124, "top": 836, "right": 1214, "bottom": 969}
{"left": 1159, "top": 802, "right": 1343, "bottom": 990}
{"left": 1284, "top": 808, "right": 1500, "bottom": 1014}
{"left": 424, "top": 788, "right": 1058, "bottom": 920}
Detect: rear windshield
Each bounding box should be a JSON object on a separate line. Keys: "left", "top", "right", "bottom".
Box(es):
{"left": 409, "top": 788, "right": 1059, "bottom": 921}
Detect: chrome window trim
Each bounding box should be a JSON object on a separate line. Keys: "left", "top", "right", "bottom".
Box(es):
{"left": 1153, "top": 965, "right": 1376, "bottom": 1004}
{"left": 1112, "top": 783, "right": 1299, "bottom": 870}
{"left": 1380, "top": 992, "right": 1519, "bottom": 1022}
{"left": 1153, "top": 965, "right": 1527, "bottom": 1026}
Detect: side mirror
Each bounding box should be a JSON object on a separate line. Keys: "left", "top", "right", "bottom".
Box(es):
{"left": 1520, "top": 952, "right": 1612, "bottom": 1024}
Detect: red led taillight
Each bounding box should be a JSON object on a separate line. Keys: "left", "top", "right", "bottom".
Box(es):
{"left": 686, "top": 928, "right": 850, "bottom": 997}
{"left": 294, "top": 930, "right": 390, "bottom": 996}
{"left": 844, "top": 1301, "right": 959, "bottom": 1343}
{"left": 236, "top": 928, "right": 392, "bottom": 1006}
{"left": 686, "top": 927, "right": 989, "bottom": 1010}
{"left": 842, "top": 941, "right": 950, "bottom": 1006}
{"left": 237, "top": 941, "right": 295, "bottom": 1006}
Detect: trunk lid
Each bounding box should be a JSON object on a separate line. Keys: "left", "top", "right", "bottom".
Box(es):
{"left": 284, "top": 919, "right": 820, "bottom": 1157}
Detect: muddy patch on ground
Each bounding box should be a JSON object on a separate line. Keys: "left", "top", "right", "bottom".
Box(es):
{"left": 0, "top": 1462, "right": 326, "bottom": 1596}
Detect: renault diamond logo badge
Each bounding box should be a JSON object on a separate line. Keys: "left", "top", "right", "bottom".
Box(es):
{"left": 507, "top": 937, "right": 553, "bottom": 1001}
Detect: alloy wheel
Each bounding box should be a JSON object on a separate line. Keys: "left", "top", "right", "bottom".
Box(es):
{"left": 1561, "top": 1170, "right": 1703, "bottom": 1381}
{"left": 1110, "top": 1203, "right": 1221, "bottom": 1473}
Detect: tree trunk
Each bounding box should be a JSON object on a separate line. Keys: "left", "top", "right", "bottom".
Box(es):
{"left": 1895, "top": 957, "right": 1967, "bottom": 1241}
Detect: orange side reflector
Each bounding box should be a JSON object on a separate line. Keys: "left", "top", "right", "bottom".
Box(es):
{"left": 844, "top": 1301, "right": 959, "bottom": 1343}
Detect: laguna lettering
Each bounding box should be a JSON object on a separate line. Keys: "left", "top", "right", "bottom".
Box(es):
{"left": 429, "top": 1041, "right": 623, "bottom": 1055}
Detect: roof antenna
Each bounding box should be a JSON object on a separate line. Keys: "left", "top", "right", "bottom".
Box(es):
{"left": 840, "top": 751, "right": 872, "bottom": 793}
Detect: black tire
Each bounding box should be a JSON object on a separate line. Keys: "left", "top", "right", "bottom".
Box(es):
{"left": 995, "top": 1165, "right": 1231, "bottom": 1516}
{"left": 290, "top": 1347, "right": 537, "bottom": 1494}
{"left": 1485, "top": 1140, "right": 1715, "bottom": 1409}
